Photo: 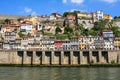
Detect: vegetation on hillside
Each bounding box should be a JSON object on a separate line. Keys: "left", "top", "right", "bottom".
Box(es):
{"left": 55, "top": 26, "right": 62, "bottom": 34}
{"left": 0, "top": 18, "right": 11, "bottom": 24}
{"left": 55, "top": 19, "right": 120, "bottom": 37}
{"left": 63, "top": 11, "right": 78, "bottom": 17}
{"left": 18, "top": 32, "right": 25, "bottom": 37}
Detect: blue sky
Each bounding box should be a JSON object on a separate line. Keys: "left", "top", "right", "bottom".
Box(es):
{"left": 0, "top": 0, "right": 120, "bottom": 17}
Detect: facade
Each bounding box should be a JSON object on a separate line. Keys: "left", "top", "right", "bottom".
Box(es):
{"left": 100, "top": 30, "right": 114, "bottom": 50}
{"left": 28, "top": 36, "right": 40, "bottom": 50}
{"left": 55, "top": 40, "right": 62, "bottom": 50}
{"left": 28, "top": 36, "right": 35, "bottom": 50}
{"left": 114, "top": 37, "right": 120, "bottom": 50}
{"left": 70, "top": 36, "right": 79, "bottom": 50}
{"left": 4, "top": 31, "right": 16, "bottom": 41}
{"left": 77, "top": 12, "right": 92, "bottom": 19}
{"left": 79, "top": 36, "right": 88, "bottom": 50}
{"left": 3, "top": 41, "right": 10, "bottom": 50}
{"left": 87, "top": 36, "right": 96, "bottom": 50}
{"left": 91, "top": 12, "right": 98, "bottom": 22}
{"left": 20, "top": 21, "right": 33, "bottom": 34}
{"left": 50, "top": 13, "right": 62, "bottom": 20}
{"left": 28, "top": 16, "right": 39, "bottom": 26}
{"left": 103, "top": 14, "right": 113, "bottom": 20}
{"left": 15, "top": 38, "right": 21, "bottom": 50}
{"left": 41, "top": 36, "right": 55, "bottom": 50}
{"left": 94, "top": 36, "right": 104, "bottom": 50}
{"left": 21, "top": 37, "right": 29, "bottom": 50}
{"left": 62, "top": 40, "right": 71, "bottom": 50}
{"left": 33, "top": 31, "right": 43, "bottom": 40}
{"left": 3, "top": 31, "right": 17, "bottom": 50}
{"left": 96, "top": 10, "right": 104, "bottom": 20}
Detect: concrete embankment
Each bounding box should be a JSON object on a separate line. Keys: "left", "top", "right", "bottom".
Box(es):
{"left": 0, "top": 50, "right": 120, "bottom": 67}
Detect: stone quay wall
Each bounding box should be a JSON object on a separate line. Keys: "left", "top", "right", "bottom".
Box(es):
{"left": 0, "top": 50, "right": 120, "bottom": 65}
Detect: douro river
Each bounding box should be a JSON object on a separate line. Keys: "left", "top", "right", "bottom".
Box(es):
{"left": 0, "top": 67, "right": 119, "bottom": 80}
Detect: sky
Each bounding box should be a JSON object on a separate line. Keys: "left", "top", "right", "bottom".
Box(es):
{"left": 0, "top": 0, "right": 120, "bottom": 17}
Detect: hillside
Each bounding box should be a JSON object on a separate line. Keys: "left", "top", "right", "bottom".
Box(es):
{"left": 0, "top": 14, "right": 25, "bottom": 20}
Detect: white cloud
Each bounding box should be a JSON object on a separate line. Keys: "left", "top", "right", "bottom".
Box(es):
{"left": 71, "top": 0, "right": 84, "bottom": 4}
{"left": 63, "top": 0, "right": 67, "bottom": 3}
{"left": 31, "top": 12, "right": 38, "bottom": 16}
{"left": 24, "top": 7, "right": 32, "bottom": 13}
{"left": 62, "top": 0, "right": 84, "bottom": 4}
{"left": 100, "top": 0, "right": 118, "bottom": 3}
{"left": 24, "top": 7, "right": 38, "bottom": 16}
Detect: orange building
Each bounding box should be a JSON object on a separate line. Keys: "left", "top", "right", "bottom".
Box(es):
{"left": 103, "top": 14, "right": 113, "bottom": 20}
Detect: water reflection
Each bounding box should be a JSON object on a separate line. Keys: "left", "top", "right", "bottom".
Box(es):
{"left": 0, "top": 67, "right": 119, "bottom": 80}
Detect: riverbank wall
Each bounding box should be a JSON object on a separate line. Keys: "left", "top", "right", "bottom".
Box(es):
{"left": 0, "top": 50, "right": 120, "bottom": 66}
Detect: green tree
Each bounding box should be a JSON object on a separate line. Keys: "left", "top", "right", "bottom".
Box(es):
{"left": 93, "top": 21, "right": 105, "bottom": 31}
{"left": 55, "top": 26, "right": 62, "bottom": 34}
{"left": 27, "top": 33, "right": 31, "bottom": 37}
{"left": 89, "top": 29, "right": 98, "bottom": 36}
{"left": 18, "top": 32, "right": 25, "bottom": 37}
{"left": 77, "top": 23, "right": 83, "bottom": 31}
{"left": 74, "top": 31, "right": 79, "bottom": 36}
{"left": 90, "top": 20, "right": 108, "bottom": 36}
{"left": 40, "top": 29, "right": 44, "bottom": 35}
{"left": 0, "top": 21, "right": 6, "bottom": 24}
{"left": 82, "top": 29, "right": 89, "bottom": 36}
{"left": 17, "top": 18, "right": 23, "bottom": 22}
{"left": 63, "top": 12, "right": 69, "bottom": 17}
{"left": 64, "top": 26, "right": 73, "bottom": 34}
{"left": 4, "top": 19, "right": 11, "bottom": 24}
{"left": 110, "top": 26, "right": 120, "bottom": 36}
{"left": 63, "top": 11, "right": 78, "bottom": 17}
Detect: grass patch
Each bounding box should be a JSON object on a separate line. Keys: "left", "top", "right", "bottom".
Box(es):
{"left": 44, "top": 32, "right": 55, "bottom": 36}
{"left": 55, "top": 34, "right": 69, "bottom": 40}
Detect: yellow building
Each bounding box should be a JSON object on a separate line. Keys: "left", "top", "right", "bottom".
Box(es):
{"left": 26, "top": 16, "right": 39, "bottom": 26}
{"left": 114, "top": 37, "right": 120, "bottom": 50}
{"left": 103, "top": 14, "right": 113, "bottom": 20}
{"left": 77, "top": 12, "right": 92, "bottom": 19}
{"left": 79, "top": 36, "right": 88, "bottom": 49}
{"left": 79, "top": 44, "right": 87, "bottom": 49}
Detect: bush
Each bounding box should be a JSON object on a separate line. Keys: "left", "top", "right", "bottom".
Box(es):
{"left": 55, "top": 26, "right": 62, "bottom": 34}
{"left": 18, "top": 32, "right": 25, "bottom": 37}
{"left": 111, "top": 60, "right": 116, "bottom": 64}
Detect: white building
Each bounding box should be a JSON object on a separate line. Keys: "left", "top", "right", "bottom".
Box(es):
{"left": 101, "top": 30, "right": 114, "bottom": 50}
{"left": 20, "top": 21, "right": 33, "bottom": 34}
{"left": 104, "top": 40, "right": 114, "bottom": 50}
{"left": 96, "top": 10, "right": 104, "bottom": 20}
{"left": 21, "top": 37, "right": 29, "bottom": 50}
{"left": 50, "top": 13, "right": 62, "bottom": 20}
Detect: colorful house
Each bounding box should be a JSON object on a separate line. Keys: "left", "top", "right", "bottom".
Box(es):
{"left": 103, "top": 14, "right": 113, "bottom": 20}
{"left": 70, "top": 36, "right": 79, "bottom": 50}
{"left": 55, "top": 40, "right": 62, "bottom": 50}
{"left": 79, "top": 36, "right": 88, "bottom": 50}
{"left": 41, "top": 36, "right": 55, "bottom": 50}
{"left": 114, "top": 37, "right": 120, "bottom": 50}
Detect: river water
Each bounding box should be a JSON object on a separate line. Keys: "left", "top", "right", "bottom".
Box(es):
{"left": 0, "top": 67, "right": 119, "bottom": 80}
